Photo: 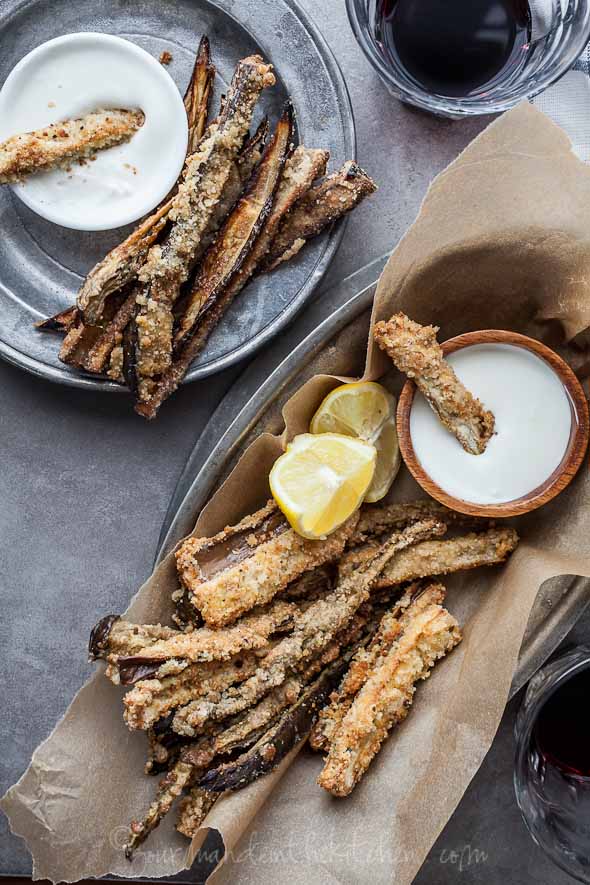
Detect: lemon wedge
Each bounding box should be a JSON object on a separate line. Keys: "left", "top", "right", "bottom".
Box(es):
{"left": 269, "top": 433, "right": 376, "bottom": 539}
{"left": 310, "top": 381, "right": 400, "bottom": 502}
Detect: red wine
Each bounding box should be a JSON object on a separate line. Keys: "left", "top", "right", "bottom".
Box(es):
{"left": 376, "top": 0, "right": 531, "bottom": 98}
{"left": 534, "top": 667, "right": 590, "bottom": 777}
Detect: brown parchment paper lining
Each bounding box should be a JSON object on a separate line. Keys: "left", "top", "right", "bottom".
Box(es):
{"left": 3, "top": 103, "right": 590, "bottom": 885}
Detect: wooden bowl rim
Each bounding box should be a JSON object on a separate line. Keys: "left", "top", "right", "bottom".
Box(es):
{"left": 396, "top": 329, "right": 590, "bottom": 518}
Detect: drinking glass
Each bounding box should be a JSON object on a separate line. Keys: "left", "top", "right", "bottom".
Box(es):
{"left": 346, "top": 0, "right": 590, "bottom": 116}
{"left": 514, "top": 646, "right": 590, "bottom": 883}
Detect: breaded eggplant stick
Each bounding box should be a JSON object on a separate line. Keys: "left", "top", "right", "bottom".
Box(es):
{"left": 76, "top": 36, "right": 214, "bottom": 325}
{"left": 374, "top": 313, "right": 495, "bottom": 455}
{"left": 176, "top": 787, "right": 218, "bottom": 837}
{"left": 134, "top": 55, "right": 275, "bottom": 386}
{"left": 125, "top": 756, "right": 201, "bottom": 858}
{"left": 340, "top": 526, "right": 519, "bottom": 586}
{"left": 174, "top": 141, "right": 328, "bottom": 348}
{"left": 0, "top": 108, "right": 144, "bottom": 185}
{"left": 309, "top": 588, "right": 415, "bottom": 752}
{"left": 123, "top": 651, "right": 264, "bottom": 730}
{"left": 262, "top": 161, "right": 377, "bottom": 271}
{"left": 355, "top": 499, "right": 486, "bottom": 542}
{"left": 199, "top": 652, "right": 354, "bottom": 793}
{"left": 176, "top": 510, "right": 359, "bottom": 629}
{"left": 172, "top": 520, "right": 446, "bottom": 737}
{"left": 90, "top": 600, "right": 296, "bottom": 683}
{"left": 172, "top": 105, "right": 295, "bottom": 351}
{"left": 317, "top": 584, "right": 462, "bottom": 797}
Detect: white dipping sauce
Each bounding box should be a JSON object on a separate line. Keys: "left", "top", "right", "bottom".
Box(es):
{"left": 409, "top": 344, "right": 572, "bottom": 505}
{"left": 0, "top": 33, "right": 188, "bottom": 231}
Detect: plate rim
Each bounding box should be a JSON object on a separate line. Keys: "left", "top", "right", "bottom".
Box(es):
{"left": 0, "top": 0, "right": 356, "bottom": 392}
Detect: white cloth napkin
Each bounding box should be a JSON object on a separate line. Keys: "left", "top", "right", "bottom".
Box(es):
{"left": 531, "top": 0, "right": 590, "bottom": 161}
{"left": 534, "top": 54, "right": 590, "bottom": 162}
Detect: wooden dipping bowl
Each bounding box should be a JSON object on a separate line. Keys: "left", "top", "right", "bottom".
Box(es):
{"left": 396, "top": 330, "right": 590, "bottom": 518}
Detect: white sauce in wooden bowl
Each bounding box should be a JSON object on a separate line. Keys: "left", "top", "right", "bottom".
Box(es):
{"left": 410, "top": 343, "right": 573, "bottom": 505}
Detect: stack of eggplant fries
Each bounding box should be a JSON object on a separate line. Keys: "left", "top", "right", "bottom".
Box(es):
{"left": 38, "top": 37, "right": 377, "bottom": 418}
{"left": 89, "top": 497, "right": 518, "bottom": 856}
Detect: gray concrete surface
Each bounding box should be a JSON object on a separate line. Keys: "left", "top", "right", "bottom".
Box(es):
{"left": 0, "top": 1, "right": 582, "bottom": 883}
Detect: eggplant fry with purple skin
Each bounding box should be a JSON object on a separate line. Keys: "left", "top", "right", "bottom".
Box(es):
{"left": 175, "top": 505, "right": 359, "bottom": 628}
{"left": 262, "top": 161, "right": 377, "bottom": 271}
{"left": 133, "top": 55, "right": 275, "bottom": 393}
{"left": 89, "top": 599, "right": 296, "bottom": 684}
{"left": 172, "top": 104, "right": 294, "bottom": 351}
{"left": 75, "top": 36, "right": 215, "bottom": 326}
{"left": 339, "top": 526, "right": 519, "bottom": 587}
{"left": 317, "top": 583, "right": 462, "bottom": 797}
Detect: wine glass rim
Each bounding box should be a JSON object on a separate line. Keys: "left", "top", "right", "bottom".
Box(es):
{"left": 345, "top": 0, "right": 590, "bottom": 116}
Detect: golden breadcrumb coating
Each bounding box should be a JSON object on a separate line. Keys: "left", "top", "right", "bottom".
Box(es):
{"left": 317, "top": 584, "right": 461, "bottom": 797}
{"left": 373, "top": 313, "right": 495, "bottom": 455}
{"left": 0, "top": 108, "right": 143, "bottom": 184}
{"left": 177, "top": 511, "right": 359, "bottom": 628}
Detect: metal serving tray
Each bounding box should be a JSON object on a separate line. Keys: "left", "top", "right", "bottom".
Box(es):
{"left": 155, "top": 255, "right": 590, "bottom": 699}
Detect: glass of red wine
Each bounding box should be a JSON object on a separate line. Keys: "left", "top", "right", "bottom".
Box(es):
{"left": 514, "top": 646, "right": 590, "bottom": 883}
{"left": 346, "top": 0, "right": 590, "bottom": 116}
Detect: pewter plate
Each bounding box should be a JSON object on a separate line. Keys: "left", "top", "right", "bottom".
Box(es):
{"left": 0, "top": 0, "right": 354, "bottom": 390}
{"left": 155, "top": 256, "right": 590, "bottom": 697}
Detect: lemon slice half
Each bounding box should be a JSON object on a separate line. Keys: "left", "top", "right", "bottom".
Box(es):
{"left": 310, "top": 381, "right": 400, "bottom": 502}
{"left": 269, "top": 433, "right": 376, "bottom": 539}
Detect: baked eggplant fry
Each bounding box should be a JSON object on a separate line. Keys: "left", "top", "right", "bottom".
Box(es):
{"left": 340, "top": 526, "right": 519, "bottom": 586}
{"left": 125, "top": 757, "right": 201, "bottom": 858}
{"left": 123, "top": 650, "right": 265, "bottom": 730}
{"left": 176, "top": 788, "right": 218, "bottom": 837}
{"left": 309, "top": 589, "right": 414, "bottom": 752}
{"left": 89, "top": 615, "right": 177, "bottom": 661}
{"left": 186, "top": 116, "right": 270, "bottom": 274}
{"left": 104, "top": 600, "right": 296, "bottom": 680}
{"left": 355, "top": 499, "right": 486, "bottom": 543}
{"left": 134, "top": 55, "right": 275, "bottom": 387}
{"left": 76, "top": 37, "right": 214, "bottom": 325}
{"left": 176, "top": 511, "right": 359, "bottom": 628}
{"left": 317, "top": 584, "right": 462, "bottom": 797}
{"left": 262, "top": 161, "right": 377, "bottom": 271}
{"left": 373, "top": 313, "right": 495, "bottom": 455}
{"left": 172, "top": 520, "right": 446, "bottom": 737}
{"left": 81, "top": 286, "right": 139, "bottom": 374}
{"left": 173, "top": 105, "right": 294, "bottom": 351}
{"left": 34, "top": 305, "right": 78, "bottom": 333}
{"left": 0, "top": 108, "right": 144, "bottom": 185}
{"left": 199, "top": 651, "right": 355, "bottom": 793}
{"left": 184, "top": 35, "right": 216, "bottom": 155}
